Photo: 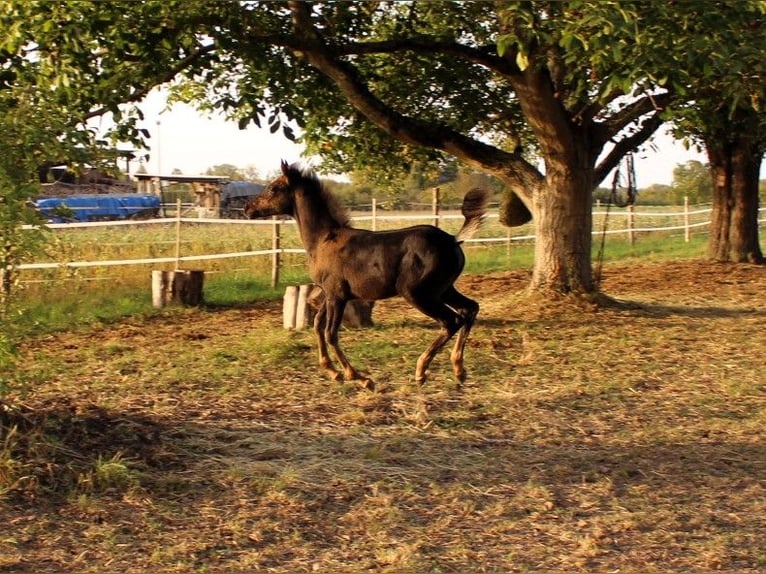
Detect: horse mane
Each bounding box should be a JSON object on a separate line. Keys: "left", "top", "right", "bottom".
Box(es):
{"left": 288, "top": 162, "right": 350, "bottom": 228}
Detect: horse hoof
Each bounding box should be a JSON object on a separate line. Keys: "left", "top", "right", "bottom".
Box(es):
{"left": 359, "top": 378, "right": 375, "bottom": 391}
{"left": 327, "top": 370, "right": 343, "bottom": 382}
{"left": 347, "top": 370, "right": 374, "bottom": 391}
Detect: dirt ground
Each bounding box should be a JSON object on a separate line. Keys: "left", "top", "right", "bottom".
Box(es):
{"left": 1, "top": 259, "right": 765, "bottom": 573}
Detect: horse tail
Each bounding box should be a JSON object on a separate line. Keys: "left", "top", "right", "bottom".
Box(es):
{"left": 456, "top": 187, "right": 489, "bottom": 242}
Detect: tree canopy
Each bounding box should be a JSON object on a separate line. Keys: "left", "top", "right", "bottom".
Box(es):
{"left": 665, "top": 2, "right": 766, "bottom": 263}
{"left": 671, "top": 161, "right": 712, "bottom": 205}
{"left": 0, "top": 1, "right": 672, "bottom": 185}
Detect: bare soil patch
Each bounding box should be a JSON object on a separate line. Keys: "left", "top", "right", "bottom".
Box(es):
{"left": 2, "top": 259, "right": 765, "bottom": 573}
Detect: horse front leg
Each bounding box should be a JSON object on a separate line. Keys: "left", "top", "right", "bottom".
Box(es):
{"left": 325, "top": 297, "right": 373, "bottom": 388}
{"left": 314, "top": 302, "right": 342, "bottom": 381}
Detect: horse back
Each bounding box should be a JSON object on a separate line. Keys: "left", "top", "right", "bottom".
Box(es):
{"left": 311, "top": 225, "right": 464, "bottom": 301}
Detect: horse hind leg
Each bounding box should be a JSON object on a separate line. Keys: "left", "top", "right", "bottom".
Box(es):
{"left": 443, "top": 287, "right": 480, "bottom": 384}
{"left": 404, "top": 292, "right": 463, "bottom": 385}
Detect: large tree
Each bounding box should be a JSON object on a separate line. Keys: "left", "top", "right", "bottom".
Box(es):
{"left": 3, "top": 1, "right": 755, "bottom": 293}
{"left": 703, "top": 107, "right": 765, "bottom": 264}
{"left": 653, "top": 0, "right": 766, "bottom": 263}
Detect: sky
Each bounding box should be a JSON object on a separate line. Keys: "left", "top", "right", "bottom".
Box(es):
{"left": 114, "top": 88, "right": 714, "bottom": 186}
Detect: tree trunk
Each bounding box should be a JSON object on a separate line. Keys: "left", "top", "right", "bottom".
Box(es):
{"left": 151, "top": 269, "right": 205, "bottom": 308}
{"left": 528, "top": 167, "right": 595, "bottom": 294}
{"left": 705, "top": 136, "right": 764, "bottom": 264}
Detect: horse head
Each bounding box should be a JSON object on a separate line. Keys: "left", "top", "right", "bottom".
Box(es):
{"left": 244, "top": 160, "right": 296, "bottom": 219}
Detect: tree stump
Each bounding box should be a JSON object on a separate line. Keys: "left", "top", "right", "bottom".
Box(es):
{"left": 152, "top": 269, "right": 205, "bottom": 308}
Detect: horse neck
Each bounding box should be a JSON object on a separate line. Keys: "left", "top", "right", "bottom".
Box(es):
{"left": 293, "top": 190, "right": 344, "bottom": 253}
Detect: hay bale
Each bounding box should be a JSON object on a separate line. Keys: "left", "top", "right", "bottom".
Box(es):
{"left": 499, "top": 190, "right": 533, "bottom": 226}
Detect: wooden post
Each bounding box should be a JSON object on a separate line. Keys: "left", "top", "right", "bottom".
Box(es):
{"left": 371, "top": 197, "right": 377, "bottom": 231}
{"left": 432, "top": 187, "right": 441, "bottom": 228}
{"left": 305, "top": 284, "right": 374, "bottom": 329}
{"left": 271, "top": 216, "right": 280, "bottom": 289}
{"left": 173, "top": 270, "right": 204, "bottom": 306}
{"left": 627, "top": 203, "right": 635, "bottom": 246}
{"left": 283, "top": 285, "right": 298, "bottom": 329}
{"left": 684, "top": 195, "right": 691, "bottom": 242}
{"left": 283, "top": 284, "right": 318, "bottom": 330}
{"left": 295, "top": 284, "right": 312, "bottom": 329}
{"left": 152, "top": 203, "right": 205, "bottom": 308}
{"left": 151, "top": 270, "right": 165, "bottom": 309}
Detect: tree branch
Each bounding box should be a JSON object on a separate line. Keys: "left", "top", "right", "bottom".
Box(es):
{"left": 285, "top": 1, "right": 536, "bottom": 187}
{"left": 332, "top": 37, "right": 521, "bottom": 77}
{"left": 597, "top": 91, "right": 671, "bottom": 143}
{"left": 594, "top": 111, "right": 664, "bottom": 185}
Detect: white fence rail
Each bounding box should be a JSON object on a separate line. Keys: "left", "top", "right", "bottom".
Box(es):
{"left": 16, "top": 203, "right": 766, "bottom": 278}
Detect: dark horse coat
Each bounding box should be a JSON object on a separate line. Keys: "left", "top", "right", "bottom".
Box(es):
{"left": 245, "top": 161, "right": 488, "bottom": 386}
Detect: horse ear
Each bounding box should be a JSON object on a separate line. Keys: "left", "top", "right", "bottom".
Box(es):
{"left": 280, "top": 160, "right": 290, "bottom": 176}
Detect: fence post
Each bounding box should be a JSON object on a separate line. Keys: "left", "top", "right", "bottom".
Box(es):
{"left": 432, "top": 187, "right": 441, "bottom": 228}
{"left": 372, "top": 197, "right": 377, "bottom": 231}
{"left": 271, "top": 216, "right": 281, "bottom": 289}
{"left": 282, "top": 285, "right": 298, "bottom": 329}
{"left": 684, "top": 196, "right": 690, "bottom": 242}
{"left": 627, "top": 203, "right": 635, "bottom": 246}
{"left": 174, "top": 198, "right": 182, "bottom": 269}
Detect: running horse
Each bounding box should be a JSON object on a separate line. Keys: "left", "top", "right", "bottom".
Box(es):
{"left": 245, "top": 161, "right": 488, "bottom": 386}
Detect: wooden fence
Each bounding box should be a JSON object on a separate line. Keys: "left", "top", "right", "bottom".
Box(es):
{"left": 17, "top": 199, "right": 766, "bottom": 288}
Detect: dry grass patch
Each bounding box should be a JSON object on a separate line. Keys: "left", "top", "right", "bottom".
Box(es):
{"left": 1, "top": 259, "right": 765, "bottom": 573}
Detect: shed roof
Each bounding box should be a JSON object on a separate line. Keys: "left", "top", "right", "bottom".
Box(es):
{"left": 133, "top": 174, "right": 230, "bottom": 184}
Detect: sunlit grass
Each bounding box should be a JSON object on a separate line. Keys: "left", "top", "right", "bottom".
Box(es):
{"left": 593, "top": 231, "right": 709, "bottom": 262}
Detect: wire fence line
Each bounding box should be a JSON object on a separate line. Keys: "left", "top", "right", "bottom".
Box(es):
{"left": 16, "top": 202, "right": 766, "bottom": 275}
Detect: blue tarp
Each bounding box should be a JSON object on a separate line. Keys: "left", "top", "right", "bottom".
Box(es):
{"left": 35, "top": 194, "right": 161, "bottom": 223}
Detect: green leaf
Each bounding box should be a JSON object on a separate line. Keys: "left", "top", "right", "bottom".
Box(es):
{"left": 496, "top": 35, "right": 512, "bottom": 57}
{"left": 516, "top": 50, "right": 529, "bottom": 71}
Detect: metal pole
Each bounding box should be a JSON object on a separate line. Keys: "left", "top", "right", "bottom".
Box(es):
{"left": 156, "top": 120, "right": 162, "bottom": 176}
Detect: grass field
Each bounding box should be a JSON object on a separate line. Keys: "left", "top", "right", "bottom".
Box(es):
{"left": 2, "top": 256, "right": 765, "bottom": 573}
{"left": 13, "top": 206, "right": 711, "bottom": 335}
